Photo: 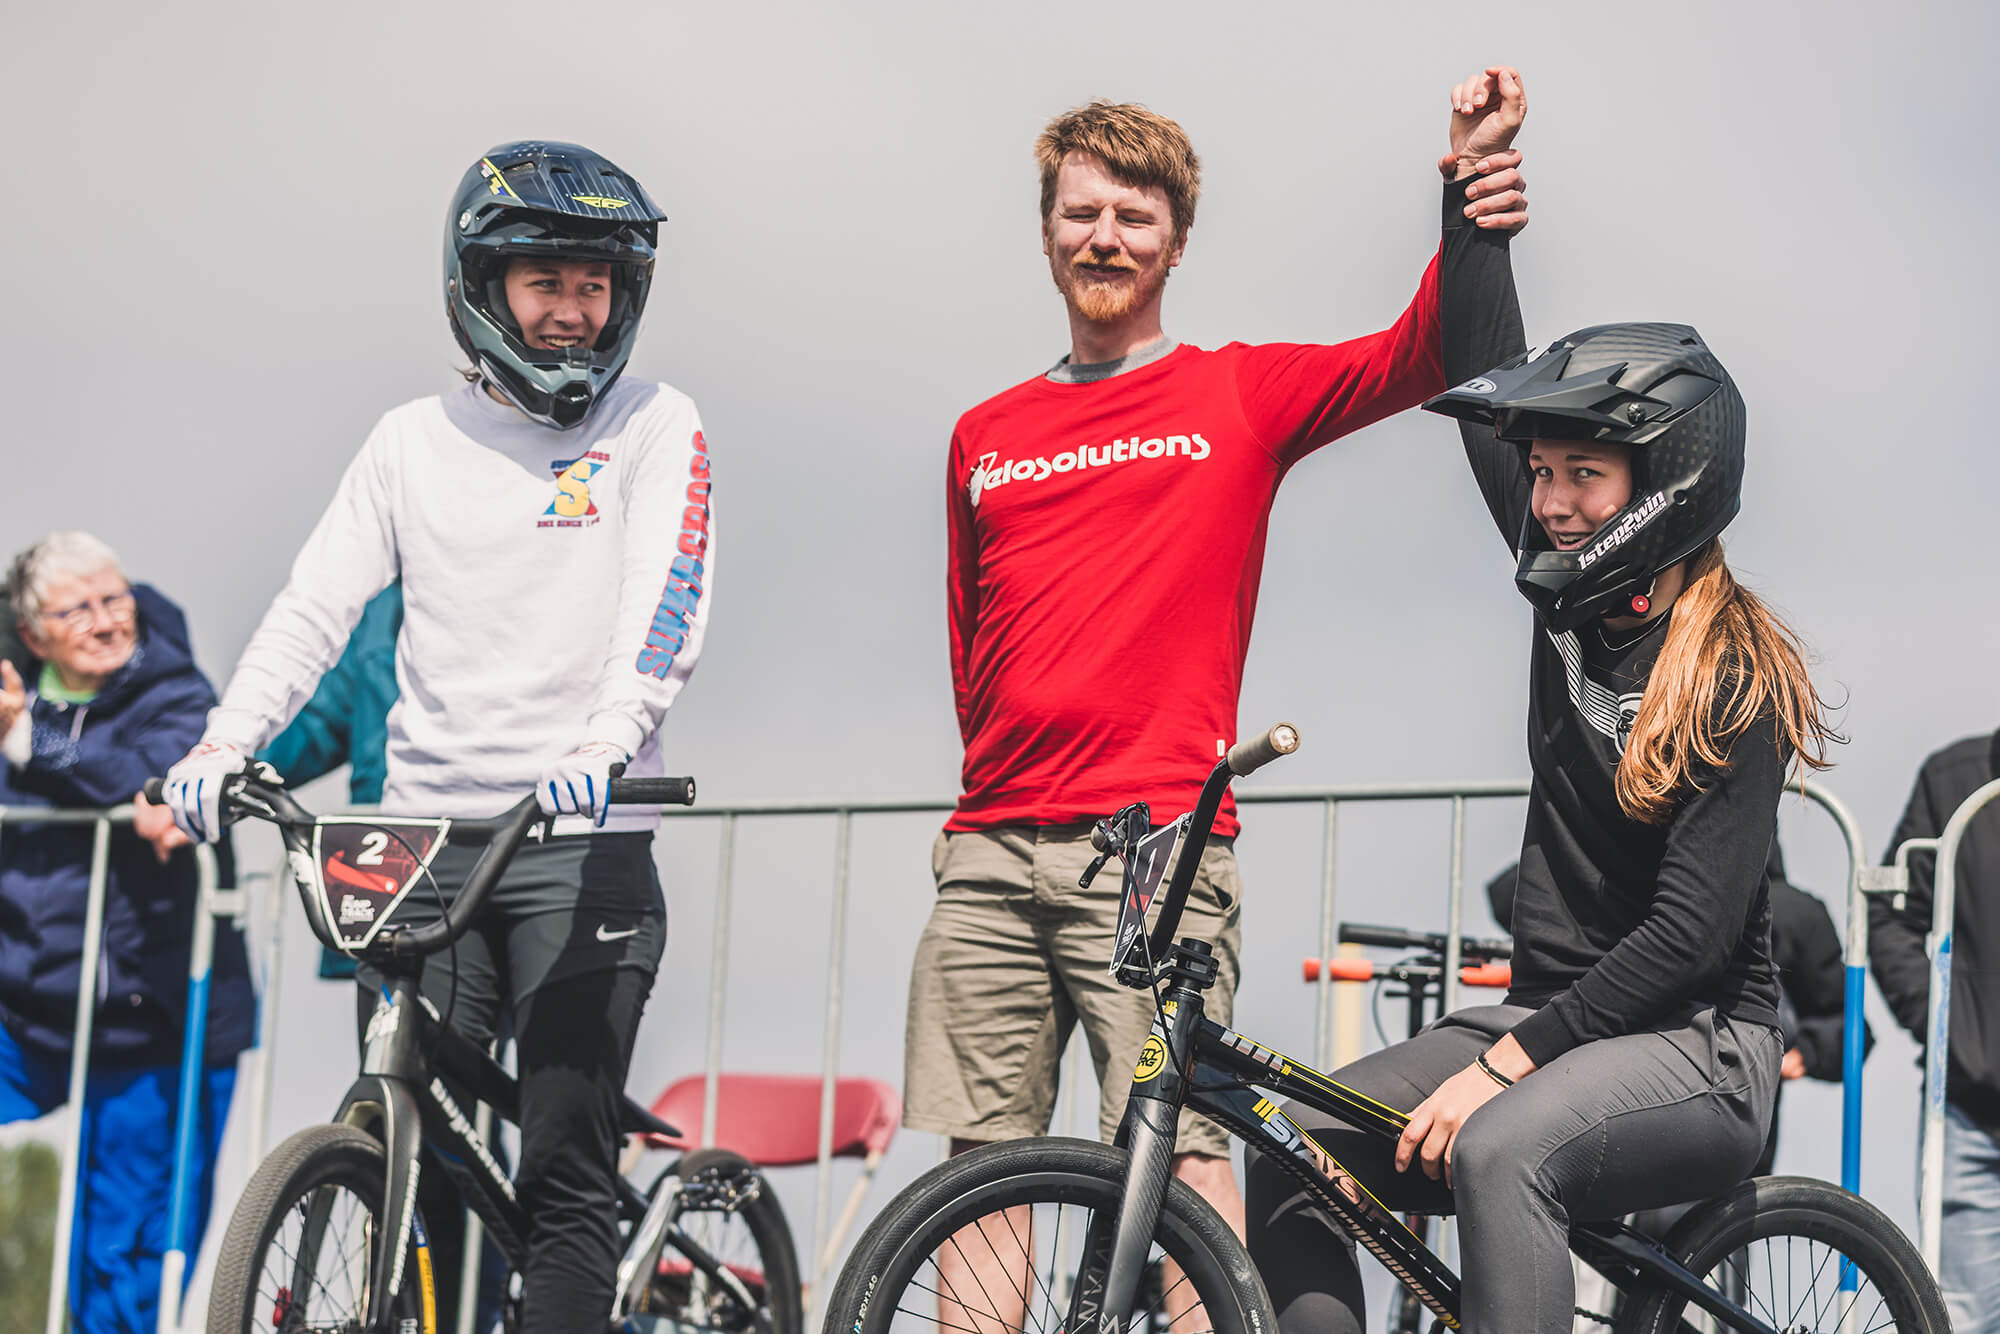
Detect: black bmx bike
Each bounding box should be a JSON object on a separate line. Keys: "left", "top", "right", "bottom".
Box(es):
{"left": 821, "top": 724, "right": 1948, "bottom": 1334}
{"left": 149, "top": 770, "right": 803, "bottom": 1334}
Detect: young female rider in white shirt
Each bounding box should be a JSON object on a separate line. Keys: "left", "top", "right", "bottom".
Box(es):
{"left": 164, "top": 140, "right": 714, "bottom": 1334}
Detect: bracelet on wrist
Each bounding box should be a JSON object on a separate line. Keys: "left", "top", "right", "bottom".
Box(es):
{"left": 1474, "top": 1052, "right": 1515, "bottom": 1089}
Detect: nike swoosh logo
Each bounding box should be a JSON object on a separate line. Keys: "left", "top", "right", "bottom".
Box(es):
{"left": 596, "top": 924, "right": 640, "bottom": 942}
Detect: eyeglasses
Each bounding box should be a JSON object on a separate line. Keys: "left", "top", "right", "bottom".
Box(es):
{"left": 40, "top": 590, "right": 136, "bottom": 632}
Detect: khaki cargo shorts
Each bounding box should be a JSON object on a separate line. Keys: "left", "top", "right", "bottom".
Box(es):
{"left": 903, "top": 822, "right": 1242, "bottom": 1157}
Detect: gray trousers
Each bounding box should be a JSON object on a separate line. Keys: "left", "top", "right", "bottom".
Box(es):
{"left": 1244, "top": 1005, "right": 1781, "bottom": 1334}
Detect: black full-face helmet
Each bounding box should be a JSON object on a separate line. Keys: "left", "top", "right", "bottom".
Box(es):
{"left": 445, "top": 141, "right": 667, "bottom": 430}
{"left": 1423, "top": 322, "right": 1746, "bottom": 631}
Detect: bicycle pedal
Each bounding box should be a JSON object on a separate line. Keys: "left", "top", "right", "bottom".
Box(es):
{"left": 682, "top": 1165, "right": 762, "bottom": 1209}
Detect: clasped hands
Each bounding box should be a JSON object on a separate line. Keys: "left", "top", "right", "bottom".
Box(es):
{"left": 1441, "top": 65, "right": 1529, "bottom": 234}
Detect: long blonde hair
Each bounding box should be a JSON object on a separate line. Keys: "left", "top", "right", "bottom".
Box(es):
{"left": 1616, "top": 539, "right": 1840, "bottom": 823}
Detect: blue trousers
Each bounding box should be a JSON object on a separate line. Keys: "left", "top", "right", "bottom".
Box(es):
{"left": 0, "top": 1024, "right": 236, "bottom": 1334}
{"left": 1940, "top": 1100, "right": 2000, "bottom": 1334}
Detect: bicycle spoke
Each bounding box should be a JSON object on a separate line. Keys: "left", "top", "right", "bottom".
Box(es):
{"left": 997, "top": 1201, "right": 1057, "bottom": 1334}
{"left": 901, "top": 1274, "right": 1028, "bottom": 1334}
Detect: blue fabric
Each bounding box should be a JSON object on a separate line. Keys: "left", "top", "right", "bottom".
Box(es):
{"left": 0, "top": 585, "right": 254, "bottom": 1066}
{"left": 1940, "top": 1100, "right": 2000, "bottom": 1334}
{"left": 0, "top": 1022, "right": 235, "bottom": 1334}
{"left": 258, "top": 582, "right": 401, "bottom": 806}
{"left": 258, "top": 583, "right": 401, "bottom": 982}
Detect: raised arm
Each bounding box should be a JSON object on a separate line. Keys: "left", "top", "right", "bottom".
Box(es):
{"left": 1438, "top": 66, "right": 1532, "bottom": 547}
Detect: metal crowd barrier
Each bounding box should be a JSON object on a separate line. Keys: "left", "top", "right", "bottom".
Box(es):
{"left": 239, "top": 777, "right": 1880, "bottom": 1330}
{"left": 0, "top": 802, "right": 268, "bottom": 1334}
{"left": 1882, "top": 777, "right": 2000, "bottom": 1275}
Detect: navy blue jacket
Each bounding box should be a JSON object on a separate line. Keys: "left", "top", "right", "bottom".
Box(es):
{"left": 0, "top": 585, "right": 255, "bottom": 1067}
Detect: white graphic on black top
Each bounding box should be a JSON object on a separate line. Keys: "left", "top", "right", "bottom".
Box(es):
{"left": 1548, "top": 629, "right": 1645, "bottom": 755}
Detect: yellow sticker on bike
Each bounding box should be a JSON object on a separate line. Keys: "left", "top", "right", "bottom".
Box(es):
{"left": 1134, "top": 1035, "right": 1168, "bottom": 1082}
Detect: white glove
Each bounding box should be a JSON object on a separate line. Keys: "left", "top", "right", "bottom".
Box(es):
{"left": 537, "top": 742, "right": 631, "bottom": 827}
{"left": 162, "top": 740, "right": 249, "bottom": 843}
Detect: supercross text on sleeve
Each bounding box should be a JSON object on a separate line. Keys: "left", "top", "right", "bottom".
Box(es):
{"left": 205, "top": 377, "right": 712, "bottom": 834}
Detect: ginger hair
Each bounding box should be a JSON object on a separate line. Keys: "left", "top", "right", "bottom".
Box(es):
{"left": 1616, "top": 539, "right": 1841, "bottom": 823}
{"left": 1036, "top": 101, "right": 1201, "bottom": 240}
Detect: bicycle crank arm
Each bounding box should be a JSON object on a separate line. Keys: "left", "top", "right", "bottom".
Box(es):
{"left": 611, "top": 1171, "right": 683, "bottom": 1323}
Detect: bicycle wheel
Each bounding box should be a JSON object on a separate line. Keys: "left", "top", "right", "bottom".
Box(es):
{"left": 1612, "top": 1175, "right": 1949, "bottom": 1334}
{"left": 207, "top": 1123, "right": 435, "bottom": 1334}
{"left": 822, "top": 1137, "right": 1272, "bottom": 1334}
{"left": 645, "top": 1148, "right": 803, "bottom": 1334}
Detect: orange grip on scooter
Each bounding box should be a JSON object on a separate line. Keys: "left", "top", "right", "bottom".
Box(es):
{"left": 1460, "top": 963, "right": 1512, "bottom": 988}
{"left": 1301, "top": 957, "right": 1378, "bottom": 983}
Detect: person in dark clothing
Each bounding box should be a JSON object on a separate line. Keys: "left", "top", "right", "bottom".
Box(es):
{"left": 1242, "top": 67, "right": 1840, "bottom": 1334}
{"left": 1871, "top": 728, "right": 2000, "bottom": 1332}
{"left": 0, "top": 530, "right": 254, "bottom": 1334}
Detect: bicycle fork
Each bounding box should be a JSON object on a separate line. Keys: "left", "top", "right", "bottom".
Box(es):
{"left": 342, "top": 981, "right": 440, "bottom": 1334}
{"left": 1071, "top": 943, "right": 1216, "bottom": 1334}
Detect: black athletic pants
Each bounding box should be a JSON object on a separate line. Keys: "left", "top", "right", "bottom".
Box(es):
{"left": 355, "top": 833, "right": 664, "bottom": 1334}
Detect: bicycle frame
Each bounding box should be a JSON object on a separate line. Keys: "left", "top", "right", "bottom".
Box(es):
{"left": 1093, "top": 946, "right": 1786, "bottom": 1334}
{"left": 168, "top": 773, "right": 710, "bottom": 1334}
{"left": 337, "top": 968, "right": 761, "bottom": 1333}
{"left": 336, "top": 970, "right": 527, "bottom": 1333}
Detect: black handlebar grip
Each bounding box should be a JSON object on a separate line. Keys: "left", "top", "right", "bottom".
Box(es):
{"left": 1226, "top": 722, "right": 1301, "bottom": 778}
{"left": 605, "top": 776, "right": 697, "bottom": 807}
{"left": 1339, "top": 923, "right": 1437, "bottom": 950}
{"left": 143, "top": 778, "right": 167, "bottom": 804}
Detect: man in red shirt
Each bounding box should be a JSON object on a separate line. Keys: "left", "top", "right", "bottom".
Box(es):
{"left": 907, "top": 69, "right": 1530, "bottom": 1249}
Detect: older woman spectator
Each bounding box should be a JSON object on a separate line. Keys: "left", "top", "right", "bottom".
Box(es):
{"left": 0, "top": 531, "right": 253, "bottom": 1334}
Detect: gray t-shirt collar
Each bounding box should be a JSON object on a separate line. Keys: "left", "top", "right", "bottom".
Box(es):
{"left": 1046, "top": 335, "right": 1179, "bottom": 384}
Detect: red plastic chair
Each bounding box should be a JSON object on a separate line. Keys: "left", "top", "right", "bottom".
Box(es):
{"left": 644, "top": 1073, "right": 901, "bottom": 1288}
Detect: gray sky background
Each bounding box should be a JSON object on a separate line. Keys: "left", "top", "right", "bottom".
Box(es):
{"left": 6, "top": 0, "right": 1997, "bottom": 1319}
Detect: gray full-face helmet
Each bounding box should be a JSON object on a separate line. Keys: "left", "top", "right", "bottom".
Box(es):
{"left": 445, "top": 141, "right": 667, "bottom": 430}
{"left": 1424, "top": 322, "right": 1747, "bottom": 631}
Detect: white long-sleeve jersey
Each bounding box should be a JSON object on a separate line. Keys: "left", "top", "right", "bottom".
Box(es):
{"left": 206, "top": 377, "right": 714, "bottom": 834}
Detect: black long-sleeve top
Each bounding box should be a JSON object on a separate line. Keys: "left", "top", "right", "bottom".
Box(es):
{"left": 1870, "top": 729, "right": 2000, "bottom": 1128}
{"left": 1437, "top": 183, "right": 1783, "bottom": 1066}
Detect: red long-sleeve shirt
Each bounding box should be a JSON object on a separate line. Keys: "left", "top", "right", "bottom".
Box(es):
{"left": 946, "top": 258, "right": 1443, "bottom": 837}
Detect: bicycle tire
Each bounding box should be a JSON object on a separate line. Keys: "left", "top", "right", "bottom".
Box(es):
{"left": 646, "top": 1147, "right": 804, "bottom": 1334}
{"left": 821, "top": 1137, "right": 1273, "bottom": 1334}
{"left": 1612, "top": 1175, "right": 1949, "bottom": 1334}
{"left": 207, "top": 1123, "right": 435, "bottom": 1334}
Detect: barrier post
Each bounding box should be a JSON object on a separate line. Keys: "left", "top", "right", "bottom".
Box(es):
{"left": 1911, "top": 777, "right": 2000, "bottom": 1274}
{"left": 808, "top": 810, "right": 854, "bottom": 1323}
{"left": 38, "top": 812, "right": 114, "bottom": 1334}
{"left": 246, "top": 869, "right": 283, "bottom": 1165}
{"left": 1787, "top": 781, "right": 1873, "bottom": 1203}
{"left": 1440, "top": 796, "right": 1467, "bottom": 1018}
{"left": 157, "top": 849, "right": 223, "bottom": 1334}
{"left": 701, "top": 813, "right": 737, "bottom": 1148}
{"left": 1313, "top": 800, "right": 1339, "bottom": 1071}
